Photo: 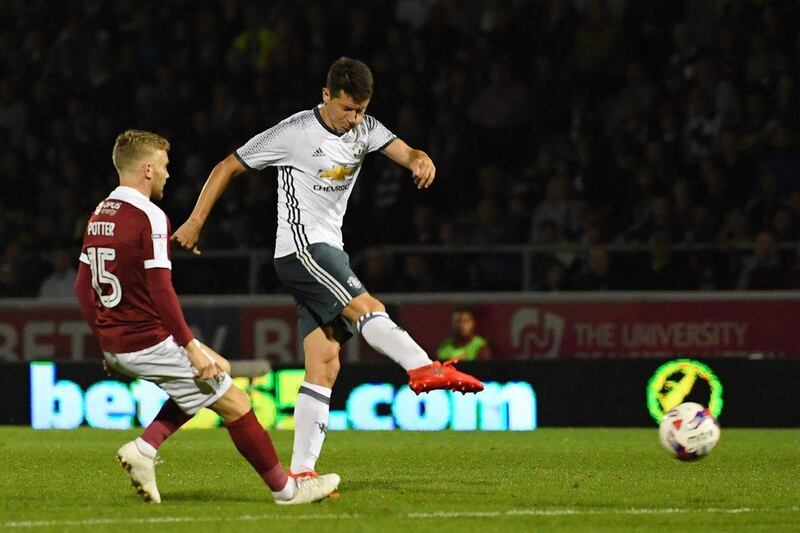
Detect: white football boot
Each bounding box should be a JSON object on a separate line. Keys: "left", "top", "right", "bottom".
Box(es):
{"left": 116, "top": 441, "right": 161, "bottom": 503}
{"left": 275, "top": 473, "right": 341, "bottom": 505}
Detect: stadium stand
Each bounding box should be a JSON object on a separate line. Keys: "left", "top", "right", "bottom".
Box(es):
{"left": 1, "top": 0, "right": 800, "bottom": 294}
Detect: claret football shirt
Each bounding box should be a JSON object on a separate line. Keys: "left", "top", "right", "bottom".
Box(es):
{"left": 79, "top": 186, "right": 173, "bottom": 353}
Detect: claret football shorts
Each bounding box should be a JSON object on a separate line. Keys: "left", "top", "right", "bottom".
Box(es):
{"left": 104, "top": 336, "right": 233, "bottom": 415}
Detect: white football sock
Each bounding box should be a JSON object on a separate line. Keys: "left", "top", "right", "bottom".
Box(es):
{"left": 290, "top": 381, "right": 331, "bottom": 474}
{"left": 357, "top": 312, "right": 433, "bottom": 371}
{"left": 271, "top": 476, "right": 297, "bottom": 501}
{"left": 135, "top": 437, "right": 157, "bottom": 458}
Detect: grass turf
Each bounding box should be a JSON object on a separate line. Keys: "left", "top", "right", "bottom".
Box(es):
{"left": 0, "top": 428, "right": 797, "bottom": 532}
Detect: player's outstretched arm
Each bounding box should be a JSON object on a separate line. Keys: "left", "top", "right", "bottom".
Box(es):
{"left": 381, "top": 138, "right": 436, "bottom": 190}
{"left": 145, "top": 268, "right": 223, "bottom": 380}
{"left": 171, "top": 153, "right": 248, "bottom": 254}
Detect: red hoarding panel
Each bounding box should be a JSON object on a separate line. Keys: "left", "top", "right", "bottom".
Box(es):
{"left": 398, "top": 300, "right": 799, "bottom": 359}
{"left": 2, "top": 297, "right": 798, "bottom": 360}
{"left": 0, "top": 309, "right": 100, "bottom": 361}
{"left": 239, "top": 305, "right": 300, "bottom": 364}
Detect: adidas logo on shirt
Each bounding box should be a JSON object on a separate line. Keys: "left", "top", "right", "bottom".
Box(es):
{"left": 312, "top": 147, "right": 325, "bottom": 157}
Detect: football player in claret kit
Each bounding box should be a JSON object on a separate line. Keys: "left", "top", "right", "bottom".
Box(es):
{"left": 172, "top": 57, "right": 485, "bottom": 481}
{"left": 75, "top": 130, "right": 339, "bottom": 505}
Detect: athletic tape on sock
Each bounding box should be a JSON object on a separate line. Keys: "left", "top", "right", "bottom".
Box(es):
{"left": 356, "top": 311, "right": 389, "bottom": 333}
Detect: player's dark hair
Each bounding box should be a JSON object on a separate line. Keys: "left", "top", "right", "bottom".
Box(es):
{"left": 326, "top": 57, "right": 373, "bottom": 102}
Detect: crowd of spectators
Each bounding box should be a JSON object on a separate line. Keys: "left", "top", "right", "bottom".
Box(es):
{"left": 2, "top": 0, "right": 800, "bottom": 295}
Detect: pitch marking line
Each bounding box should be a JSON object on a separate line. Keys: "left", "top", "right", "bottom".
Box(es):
{"left": 3, "top": 507, "right": 799, "bottom": 528}
{"left": 2, "top": 513, "right": 359, "bottom": 528}
{"left": 408, "top": 507, "right": 800, "bottom": 519}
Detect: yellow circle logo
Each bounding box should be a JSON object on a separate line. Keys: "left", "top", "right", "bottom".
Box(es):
{"left": 647, "top": 359, "right": 723, "bottom": 423}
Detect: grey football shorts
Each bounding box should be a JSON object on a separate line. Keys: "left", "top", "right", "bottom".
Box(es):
{"left": 274, "top": 242, "right": 367, "bottom": 344}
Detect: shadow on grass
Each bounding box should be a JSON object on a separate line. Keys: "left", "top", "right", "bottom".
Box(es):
{"left": 342, "top": 479, "right": 420, "bottom": 492}
{"left": 165, "top": 490, "right": 264, "bottom": 503}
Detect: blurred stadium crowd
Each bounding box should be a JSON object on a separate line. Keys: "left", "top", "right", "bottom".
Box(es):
{"left": 2, "top": 0, "right": 800, "bottom": 296}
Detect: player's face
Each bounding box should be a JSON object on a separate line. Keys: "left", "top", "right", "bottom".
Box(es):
{"left": 322, "top": 88, "right": 369, "bottom": 134}
{"left": 146, "top": 149, "right": 170, "bottom": 201}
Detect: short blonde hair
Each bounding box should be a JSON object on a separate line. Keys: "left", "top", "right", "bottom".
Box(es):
{"left": 112, "top": 129, "right": 170, "bottom": 173}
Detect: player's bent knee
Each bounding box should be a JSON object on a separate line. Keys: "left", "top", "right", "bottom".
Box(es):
{"left": 344, "top": 293, "right": 385, "bottom": 321}
{"left": 305, "top": 340, "right": 340, "bottom": 387}
{"left": 306, "top": 336, "right": 340, "bottom": 364}
{"left": 359, "top": 294, "right": 385, "bottom": 314}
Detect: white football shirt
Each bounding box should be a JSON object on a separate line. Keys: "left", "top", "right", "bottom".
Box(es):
{"left": 235, "top": 105, "right": 396, "bottom": 258}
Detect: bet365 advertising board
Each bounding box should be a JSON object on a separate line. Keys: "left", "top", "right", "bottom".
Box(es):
{"left": 1, "top": 358, "right": 798, "bottom": 429}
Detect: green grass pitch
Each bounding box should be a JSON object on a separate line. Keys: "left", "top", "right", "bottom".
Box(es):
{"left": 0, "top": 428, "right": 797, "bottom": 532}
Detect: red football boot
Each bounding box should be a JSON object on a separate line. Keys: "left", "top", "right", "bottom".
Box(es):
{"left": 407, "top": 359, "right": 484, "bottom": 394}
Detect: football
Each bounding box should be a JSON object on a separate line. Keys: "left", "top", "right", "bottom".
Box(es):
{"left": 659, "top": 402, "right": 720, "bottom": 461}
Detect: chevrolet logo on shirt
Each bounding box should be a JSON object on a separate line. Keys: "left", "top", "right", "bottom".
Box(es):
{"left": 320, "top": 165, "right": 355, "bottom": 181}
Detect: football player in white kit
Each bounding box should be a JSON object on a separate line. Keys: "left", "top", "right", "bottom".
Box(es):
{"left": 172, "top": 57, "right": 483, "bottom": 484}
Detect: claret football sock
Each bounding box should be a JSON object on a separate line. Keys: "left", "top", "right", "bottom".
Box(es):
{"left": 290, "top": 382, "right": 331, "bottom": 474}
{"left": 226, "top": 409, "right": 294, "bottom": 498}
{"left": 357, "top": 311, "right": 432, "bottom": 371}
{"left": 140, "top": 399, "right": 191, "bottom": 452}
